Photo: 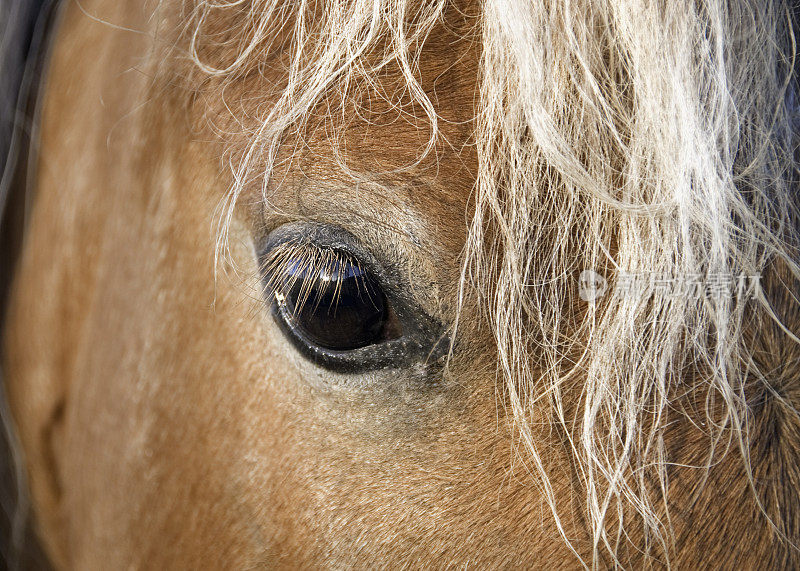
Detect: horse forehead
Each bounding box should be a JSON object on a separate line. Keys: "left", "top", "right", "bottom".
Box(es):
{"left": 187, "top": 0, "right": 480, "bottom": 190}
{"left": 182, "top": 9, "right": 480, "bottom": 280}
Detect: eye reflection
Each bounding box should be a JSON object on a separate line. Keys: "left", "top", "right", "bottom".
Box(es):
{"left": 265, "top": 243, "right": 392, "bottom": 351}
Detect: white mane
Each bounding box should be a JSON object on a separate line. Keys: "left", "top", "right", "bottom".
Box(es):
{"left": 192, "top": 0, "right": 800, "bottom": 565}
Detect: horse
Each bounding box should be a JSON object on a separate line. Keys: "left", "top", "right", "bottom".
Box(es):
{"left": 3, "top": 0, "right": 800, "bottom": 567}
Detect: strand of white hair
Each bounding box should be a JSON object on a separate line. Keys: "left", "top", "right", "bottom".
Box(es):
{"left": 191, "top": 0, "right": 800, "bottom": 566}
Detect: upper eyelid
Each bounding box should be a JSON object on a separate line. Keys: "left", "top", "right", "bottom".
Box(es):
{"left": 259, "top": 223, "right": 402, "bottom": 288}
{"left": 258, "top": 222, "right": 442, "bottom": 325}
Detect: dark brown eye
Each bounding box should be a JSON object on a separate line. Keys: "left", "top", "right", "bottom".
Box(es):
{"left": 259, "top": 223, "right": 448, "bottom": 374}
{"left": 276, "top": 252, "right": 389, "bottom": 351}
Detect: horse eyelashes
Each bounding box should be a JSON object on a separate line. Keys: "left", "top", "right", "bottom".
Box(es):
{"left": 262, "top": 242, "right": 396, "bottom": 352}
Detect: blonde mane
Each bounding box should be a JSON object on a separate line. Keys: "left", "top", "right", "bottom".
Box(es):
{"left": 190, "top": 0, "right": 800, "bottom": 565}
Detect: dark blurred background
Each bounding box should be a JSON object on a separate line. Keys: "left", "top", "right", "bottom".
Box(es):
{"left": 1, "top": 0, "right": 57, "bottom": 568}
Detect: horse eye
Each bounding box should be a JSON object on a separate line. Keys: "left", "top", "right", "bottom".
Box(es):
{"left": 274, "top": 252, "right": 392, "bottom": 351}
{"left": 259, "top": 223, "right": 447, "bottom": 374}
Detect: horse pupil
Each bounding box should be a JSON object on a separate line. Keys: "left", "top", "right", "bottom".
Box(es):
{"left": 281, "top": 255, "right": 387, "bottom": 350}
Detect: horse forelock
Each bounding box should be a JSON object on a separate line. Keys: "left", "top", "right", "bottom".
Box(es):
{"left": 177, "top": 0, "right": 800, "bottom": 566}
